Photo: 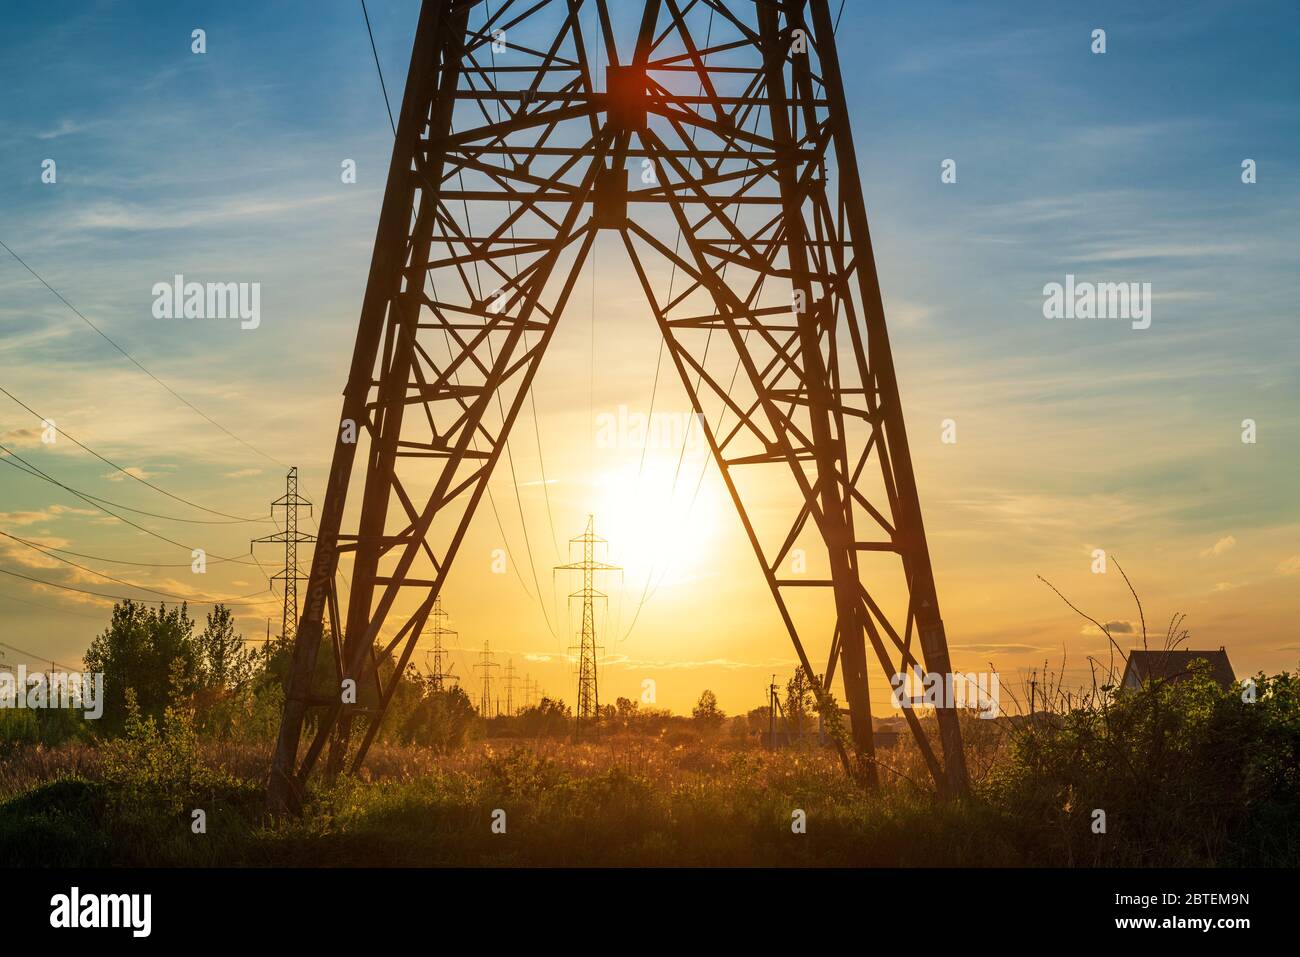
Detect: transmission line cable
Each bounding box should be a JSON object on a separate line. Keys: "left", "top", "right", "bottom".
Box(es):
{"left": 0, "top": 237, "right": 288, "bottom": 470}
{"left": 0, "top": 385, "right": 272, "bottom": 523}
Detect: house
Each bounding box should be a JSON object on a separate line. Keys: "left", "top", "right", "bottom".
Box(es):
{"left": 1119, "top": 647, "right": 1235, "bottom": 692}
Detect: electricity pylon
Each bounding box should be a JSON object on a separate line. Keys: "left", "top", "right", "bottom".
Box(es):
{"left": 502, "top": 659, "right": 517, "bottom": 715}
{"left": 252, "top": 467, "right": 315, "bottom": 643}
{"left": 474, "top": 641, "right": 499, "bottom": 716}
{"left": 522, "top": 675, "right": 536, "bottom": 710}
{"left": 556, "top": 516, "right": 620, "bottom": 734}
{"left": 425, "top": 596, "right": 458, "bottom": 690}
{"left": 269, "top": 0, "right": 969, "bottom": 811}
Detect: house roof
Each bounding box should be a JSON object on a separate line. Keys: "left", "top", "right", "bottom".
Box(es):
{"left": 1121, "top": 649, "right": 1235, "bottom": 690}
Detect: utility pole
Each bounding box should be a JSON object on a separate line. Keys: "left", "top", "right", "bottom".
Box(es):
{"left": 474, "top": 641, "right": 499, "bottom": 717}
{"left": 252, "top": 466, "right": 315, "bottom": 643}
{"left": 769, "top": 674, "right": 780, "bottom": 746}
{"left": 425, "top": 596, "right": 459, "bottom": 691}
{"left": 555, "top": 515, "right": 621, "bottom": 735}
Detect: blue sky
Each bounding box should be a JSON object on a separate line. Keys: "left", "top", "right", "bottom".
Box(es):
{"left": 1, "top": 0, "right": 1297, "bottom": 711}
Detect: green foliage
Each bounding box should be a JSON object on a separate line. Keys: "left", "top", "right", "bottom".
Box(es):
{"left": 4, "top": 587, "right": 1297, "bottom": 867}
{"left": 0, "top": 777, "right": 112, "bottom": 866}
{"left": 0, "top": 704, "right": 88, "bottom": 754}
{"left": 84, "top": 600, "right": 261, "bottom": 736}
{"left": 784, "top": 667, "right": 815, "bottom": 734}
{"left": 84, "top": 600, "right": 201, "bottom": 731}
{"left": 100, "top": 679, "right": 232, "bottom": 819}
{"left": 515, "top": 696, "right": 571, "bottom": 736}
{"left": 745, "top": 706, "right": 770, "bottom": 735}
{"left": 987, "top": 665, "right": 1300, "bottom": 865}
{"left": 400, "top": 682, "right": 479, "bottom": 752}
{"left": 483, "top": 747, "right": 566, "bottom": 799}
{"left": 193, "top": 605, "right": 256, "bottom": 694}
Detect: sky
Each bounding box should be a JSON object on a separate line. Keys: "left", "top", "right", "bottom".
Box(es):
{"left": 1, "top": 0, "right": 1297, "bottom": 718}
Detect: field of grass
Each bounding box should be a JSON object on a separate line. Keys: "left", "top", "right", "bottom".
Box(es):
{"left": 2, "top": 671, "right": 1296, "bottom": 869}
{"left": 0, "top": 660, "right": 1293, "bottom": 868}
{"left": 0, "top": 732, "right": 1019, "bottom": 867}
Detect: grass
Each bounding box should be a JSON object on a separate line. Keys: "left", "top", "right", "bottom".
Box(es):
{"left": 0, "top": 735, "right": 1022, "bottom": 867}
{"left": 1, "top": 670, "right": 1295, "bottom": 867}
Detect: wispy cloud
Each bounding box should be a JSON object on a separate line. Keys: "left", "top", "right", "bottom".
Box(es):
{"left": 1201, "top": 535, "right": 1237, "bottom": 558}
{"left": 35, "top": 118, "right": 83, "bottom": 140}
{"left": 70, "top": 193, "right": 348, "bottom": 233}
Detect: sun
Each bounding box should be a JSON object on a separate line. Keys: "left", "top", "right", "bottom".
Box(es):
{"left": 591, "top": 450, "right": 724, "bottom": 594}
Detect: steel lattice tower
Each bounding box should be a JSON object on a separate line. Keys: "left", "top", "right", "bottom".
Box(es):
{"left": 474, "top": 641, "right": 499, "bottom": 715}
{"left": 556, "top": 515, "right": 620, "bottom": 732}
{"left": 252, "top": 467, "right": 315, "bottom": 643}
{"left": 522, "top": 675, "right": 536, "bottom": 710}
{"left": 502, "top": 659, "right": 516, "bottom": 715}
{"left": 425, "top": 596, "right": 459, "bottom": 690}
{"left": 269, "top": 0, "right": 969, "bottom": 810}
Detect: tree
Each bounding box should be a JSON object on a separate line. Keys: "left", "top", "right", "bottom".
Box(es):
{"left": 401, "top": 682, "right": 478, "bottom": 752}
{"left": 785, "top": 667, "right": 816, "bottom": 734}
{"left": 84, "top": 601, "right": 201, "bottom": 732}
{"left": 194, "top": 605, "right": 254, "bottom": 693}
{"left": 518, "top": 696, "right": 571, "bottom": 736}
{"left": 692, "top": 689, "right": 725, "bottom": 726}
{"left": 615, "top": 696, "right": 639, "bottom": 726}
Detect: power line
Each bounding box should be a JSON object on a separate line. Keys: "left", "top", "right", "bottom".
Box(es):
{"left": 0, "top": 236, "right": 288, "bottom": 469}
{"left": 0, "top": 446, "right": 263, "bottom": 525}
{"left": 0, "top": 587, "right": 109, "bottom": 623}
{"left": 0, "top": 530, "right": 277, "bottom": 607}
{"left": 0, "top": 385, "right": 273, "bottom": 523}
{"left": 0, "top": 441, "right": 268, "bottom": 572}
{"left": 0, "top": 565, "right": 274, "bottom": 608}
{"left": 0, "top": 639, "right": 82, "bottom": 673}
{"left": 359, "top": 0, "right": 396, "bottom": 135}
{"left": 0, "top": 531, "right": 251, "bottom": 569}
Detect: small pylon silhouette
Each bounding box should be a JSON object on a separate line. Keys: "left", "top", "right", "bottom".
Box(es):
{"left": 555, "top": 515, "right": 621, "bottom": 734}
{"left": 474, "top": 641, "right": 499, "bottom": 716}
{"left": 252, "top": 467, "right": 315, "bottom": 643}
{"left": 425, "top": 597, "right": 459, "bottom": 691}
{"left": 502, "top": 659, "right": 517, "bottom": 716}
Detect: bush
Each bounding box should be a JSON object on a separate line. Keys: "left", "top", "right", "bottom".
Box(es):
{"left": 986, "top": 665, "right": 1300, "bottom": 865}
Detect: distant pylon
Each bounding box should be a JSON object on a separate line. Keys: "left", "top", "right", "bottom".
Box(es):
{"left": 555, "top": 516, "right": 621, "bottom": 734}
{"left": 474, "top": 641, "right": 499, "bottom": 716}
{"left": 522, "top": 675, "right": 536, "bottom": 710}
{"left": 502, "top": 659, "right": 517, "bottom": 716}
{"left": 425, "top": 596, "right": 459, "bottom": 691}
{"left": 252, "top": 467, "right": 315, "bottom": 643}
